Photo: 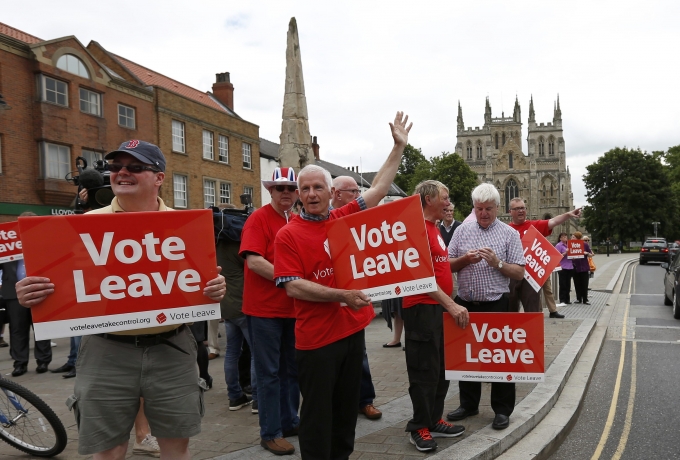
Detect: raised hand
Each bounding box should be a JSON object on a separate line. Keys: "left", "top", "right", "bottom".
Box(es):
{"left": 389, "top": 111, "right": 412, "bottom": 147}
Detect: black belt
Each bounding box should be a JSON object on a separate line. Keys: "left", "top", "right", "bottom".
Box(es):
{"left": 96, "top": 324, "right": 189, "bottom": 354}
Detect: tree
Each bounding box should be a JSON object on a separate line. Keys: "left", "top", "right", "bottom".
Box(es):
{"left": 394, "top": 144, "right": 427, "bottom": 194}
{"left": 409, "top": 152, "right": 478, "bottom": 218}
{"left": 582, "top": 147, "right": 676, "bottom": 243}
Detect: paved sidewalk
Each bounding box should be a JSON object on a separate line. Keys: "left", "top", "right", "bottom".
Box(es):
{"left": 0, "top": 254, "right": 634, "bottom": 459}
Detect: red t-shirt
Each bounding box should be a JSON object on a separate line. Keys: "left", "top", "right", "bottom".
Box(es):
{"left": 508, "top": 219, "right": 551, "bottom": 238}
{"left": 274, "top": 201, "right": 375, "bottom": 350}
{"left": 240, "top": 204, "right": 295, "bottom": 318}
{"left": 403, "top": 220, "right": 453, "bottom": 308}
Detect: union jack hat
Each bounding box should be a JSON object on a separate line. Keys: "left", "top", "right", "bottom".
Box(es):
{"left": 262, "top": 167, "right": 298, "bottom": 188}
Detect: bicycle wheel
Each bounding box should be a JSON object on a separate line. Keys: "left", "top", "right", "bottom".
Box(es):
{"left": 0, "top": 378, "right": 67, "bottom": 457}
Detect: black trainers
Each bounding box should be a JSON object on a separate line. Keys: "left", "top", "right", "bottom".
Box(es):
{"left": 409, "top": 427, "right": 437, "bottom": 452}
{"left": 229, "top": 394, "right": 252, "bottom": 411}
{"left": 252, "top": 400, "right": 259, "bottom": 414}
{"left": 429, "top": 419, "right": 465, "bottom": 438}
{"left": 549, "top": 311, "right": 565, "bottom": 318}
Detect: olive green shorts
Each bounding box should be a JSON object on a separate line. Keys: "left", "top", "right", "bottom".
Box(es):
{"left": 67, "top": 327, "right": 204, "bottom": 455}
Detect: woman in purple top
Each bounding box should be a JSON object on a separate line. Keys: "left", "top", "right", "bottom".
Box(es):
{"left": 570, "top": 231, "right": 594, "bottom": 305}
{"left": 555, "top": 232, "right": 574, "bottom": 304}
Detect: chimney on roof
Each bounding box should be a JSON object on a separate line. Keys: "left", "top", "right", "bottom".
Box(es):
{"left": 213, "top": 72, "right": 234, "bottom": 111}
{"left": 312, "top": 136, "right": 319, "bottom": 160}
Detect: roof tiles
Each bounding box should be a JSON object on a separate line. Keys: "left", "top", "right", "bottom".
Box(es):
{"left": 0, "top": 22, "right": 43, "bottom": 44}
{"left": 113, "top": 54, "right": 228, "bottom": 113}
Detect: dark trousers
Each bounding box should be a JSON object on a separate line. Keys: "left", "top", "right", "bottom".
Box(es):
{"left": 359, "top": 341, "right": 376, "bottom": 408}
{"left": 573, "top": 271, "right": 589, "bottom": 302}
{"left": 508, "top": 278, "right": 541, "bottom": 312}
{"left": 454, "top": 295, "right": 516, "bottom": 416}
{"left": 558, "top": 269, "right": 573, "bottom": 303}
{"left": 402, "top": 303, "right": 449, "bottom": 432}
{"left": 7, "top": 299, "right": 51, "bottom": 367}
{"left": 296, "top": 330, "right": 364, "bottom": 460}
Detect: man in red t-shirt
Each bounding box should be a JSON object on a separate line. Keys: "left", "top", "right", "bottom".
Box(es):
{"left": 507, "top": 197, "right": 581, "bottom": 314}
{"left": 401, "top": 180, "right": 469, "bottom": 452}
{"left": 274, "top": 112, "right": 411, "bottom": 459}
{"left": 331, "top": 175, "right": 382, "bottom": 421}
{"left": 240, "top": 167, "right": 300, "bottom": 455}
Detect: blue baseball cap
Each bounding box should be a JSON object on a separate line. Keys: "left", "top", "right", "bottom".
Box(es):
{"left": 105, "top": 140, "right": 166, "bottom": 172}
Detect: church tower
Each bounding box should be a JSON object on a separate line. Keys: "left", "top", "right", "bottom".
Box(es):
{"left": 456, "top": 95, "right": 576, "bottom": 236}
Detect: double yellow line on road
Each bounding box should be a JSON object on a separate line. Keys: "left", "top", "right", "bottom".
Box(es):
{"left": 591, "top": 264, "right": 638, "bottom": 460}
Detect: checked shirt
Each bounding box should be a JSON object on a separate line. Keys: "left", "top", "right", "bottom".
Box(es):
{"left": 447, "top": 218, "right": 525, "bottom": 302}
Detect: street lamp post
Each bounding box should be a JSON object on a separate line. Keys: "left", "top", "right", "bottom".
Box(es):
{"left": 652, "top": 221, "right": 660, "bottom": 238}
{"left": 605, "top": 168, "right": 610, "bottom": 257}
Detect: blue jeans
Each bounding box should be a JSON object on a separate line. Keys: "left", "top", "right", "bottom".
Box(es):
{"left": 67, "top": 336, "right": 82, "bottom": 367}
{"left": 224, "top": 317, "right": 257, "bottom": 402}
{"left": 359, "top": 345, "right": 376, "bottom": 407}
{"left": 247, "top": 316, "right": 300, "bottom": 440}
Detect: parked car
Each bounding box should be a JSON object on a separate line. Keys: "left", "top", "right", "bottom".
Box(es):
{"left": 661, "top": 258, "right": 680, "bottom": 319}
{"left": 670, "top": 242, "right": 680, "bottom": 260}
{"left": 639, "top": 239, "right": 670, "bottom": 264}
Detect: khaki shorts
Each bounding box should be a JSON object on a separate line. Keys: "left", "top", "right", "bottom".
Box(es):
{"left": 67, "top": 327, "right": 204, "bottom": 455}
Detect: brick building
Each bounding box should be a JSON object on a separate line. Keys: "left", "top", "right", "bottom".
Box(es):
{"left": 0, "top": 23, "right": 155, "bottom": 221}
{"left": 0, "top": 22, "right": 260, "bottom": 222}
{"left": 87, "top": 43, "right": 261, "bottom": 210}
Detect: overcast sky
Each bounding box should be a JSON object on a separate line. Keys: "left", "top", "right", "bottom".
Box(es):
{"left": 5, "top": 1, "right": 679, "bottom": 208}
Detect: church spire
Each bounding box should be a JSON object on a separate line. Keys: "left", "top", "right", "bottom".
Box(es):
{"left": 457, "top": 100, "right": 464, "bottom": 132}
{"left": 554, "top": 94, "right": 562, "bottom": 121}
{"left": 528, "top": 95, "right": 535, "bottom": 123}
{"left": 513, "top": 95, "right": 521, "bottom": 123}
{"left": 484, "top": 97, "right": 491, "bottom": 124}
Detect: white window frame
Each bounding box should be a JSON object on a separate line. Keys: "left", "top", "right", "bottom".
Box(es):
{"left": 219, "top": 182, "right": 231, "bottom": 204}
{"left": 81, "top": 149, "right": 103, "bottom": 169}
{"left": 218, "top": 135, "right": 229, "bottom": 163}
{"left": 173, "top": 174, "right": 188, "bottom": 208}
{"left": 56, "top": 54, "right": 90, "bottom": 78}
{"left": 172, "top": 120, "right": 185, "bottom": 153}
{"left": 79, "top": 88, "right": 101, "bottom": 116}
{"left": 203, "top": 130, "right": 214, "bottom": 160}
{"left": 244, "top": 186, "right": 254, "bottom": 197}
{"left": 204, "top": 179, "right": 216, "bottom": 207}
{"left": 41, "top": 75, "right": 68, "bottom": 107}
{"left": 242, "top": 142, "right": 252, "bottom": 169}
{"left": 118, "top": 104, "right": 136, "bottom": 129}
{"left": 42, "top": 142, "right": 71, "bottom": 180}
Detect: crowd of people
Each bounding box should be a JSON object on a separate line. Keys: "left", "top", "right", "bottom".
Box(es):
{"left": 1, "top": 108, "right": 590, "bottom": 458}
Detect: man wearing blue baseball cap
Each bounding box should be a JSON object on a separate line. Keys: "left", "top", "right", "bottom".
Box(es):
{"left": 17, "top": 140, "right": 226, "bottom": 459}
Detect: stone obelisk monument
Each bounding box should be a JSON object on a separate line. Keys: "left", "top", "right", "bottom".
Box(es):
{"left": 278, "top": 17, "right": 315, "bottom": 171}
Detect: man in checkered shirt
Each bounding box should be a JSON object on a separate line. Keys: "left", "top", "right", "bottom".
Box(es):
{"left": 445, "top": 183, "right": 525, "bottom": 431}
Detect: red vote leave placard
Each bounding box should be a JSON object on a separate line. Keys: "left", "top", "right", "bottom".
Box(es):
{"left": 444, "top": 312, "right": 544, "bottom": 383}
{"left": 18, "top": 210, "right": 220, "bottom": 340}
{"left": 0, "top": 221, "right": 23, "bottom": 263}
{"left": 567, "top": 239, "right": 585, "bottom": 259}
{"left": 325, "top": 195, "right": 436, "bottom": 301}
{"left": 520, "top": 225, "right": 563, "bottom": 292}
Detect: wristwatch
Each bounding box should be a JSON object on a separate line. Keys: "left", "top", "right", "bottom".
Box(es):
{"left": 497, "top": 260, "right": 504, "bottom": 270}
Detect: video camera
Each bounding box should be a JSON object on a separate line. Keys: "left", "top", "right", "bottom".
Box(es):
{"left": 210, "top": 193, "right": 255, "bottom": 244}
{"left": 66, "top": 157, "right": 115, "bottom": 213}
{"left": 211, "top": 193, "right": 255, "bottom": 243}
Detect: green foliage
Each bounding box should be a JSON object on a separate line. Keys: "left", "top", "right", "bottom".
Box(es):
{"left": 582, "top": 147, "right": 678, "bottom": 242}
{"left": 409, "top": 152, "right": 478, "bottom": 217}
{"left": 394, "top": 144, "right": 427, "bottom": 194}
